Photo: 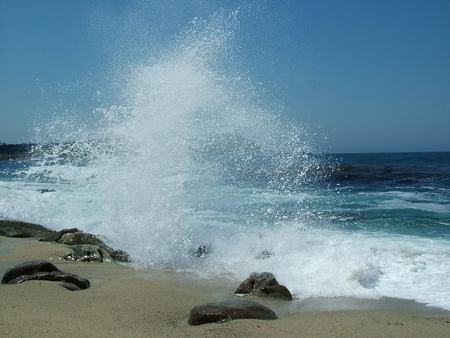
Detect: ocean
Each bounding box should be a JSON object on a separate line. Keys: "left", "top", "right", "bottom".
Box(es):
{"left": 1, "top": 12, "right": 449, "bottom": 311}
{"left": 1, "top": 152, "right": 449, "bottom": 310}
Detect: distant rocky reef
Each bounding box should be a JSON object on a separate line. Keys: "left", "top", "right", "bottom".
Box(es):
{"left": 0, "top": 143, "right": 35, "bottom": 160}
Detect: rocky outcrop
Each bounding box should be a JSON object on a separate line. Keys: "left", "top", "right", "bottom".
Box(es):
{"left": 1, "top": 260, "right": 90, "bottom": 291}
{"left": 235, "top": 272, "right": 293, "bottom": 300}
{"left": 57, "top": 231, "right": 130, "bottom": 263}
{"left": 0, "top": 220, "right": 131, "bottom": 263}
{"left": 0, "top": 143, "right": 33, "bottom": 160}
{"left": 0, "top": 220, "right": 56, "bottom": 239}
{"left": 188, "top": 300, "right": 277, "bottom": 325}
{"left": 62, "top": 245, "right": 131, "bottom": 263}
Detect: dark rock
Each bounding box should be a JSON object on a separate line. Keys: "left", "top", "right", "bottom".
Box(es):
{"left": 58, "top": 232, "right": 131, "bottom": 263}
{"left": 60, "top": 274, "right": 90, "bottom": 290}
{"left": 63, "top": 245, "right": 104, "bottom": 262}
{"left": 57, "top": 231, "right": 131, "bottom": 262}
{"left": 61, "top": 281, "right": 83, "bottom": 291}
{"left": 0, "top": 143, "right": 33, "bottom": 160}
{"left": 39, "top": 227, "right": 80, "bottom": 242}
{"left": 258, "top": 285, "right": 292, "bottom": 300}
{"left": 0, "top": 220, "right": 131, "bottom": 264}
{"left": 58, "top": 231, "right": 103, "bottom": 246}
{"left": 193, "top": 242, "right": 212, "bottom": 258}
{"left": 255, "top": 249, "right": 274, "bottom": 260}
{"left": 188, "top": 300, "right": 277, "bottom": 325}
{"left": 235, "top": 272, "right": 293, "bottom": 300}
{"left": 1, "top": 260, "right": 90, "bottom": 291}
{"left": 110, "top": 249, "right": 131, "bottom": 263}
{"left": 38, "top": 188, "right": 56, "bottom": 194}
{"left": 235, "top": 272, "right": 277, "bottom": 293}
{"left": 1, "top": 260, "right": 62, "bottom": 283}
{"left": 0, "top": 220, "right": 56, "bottom": 240}
{"left": 56, "top": 230, "right": 131, "bottom": 263}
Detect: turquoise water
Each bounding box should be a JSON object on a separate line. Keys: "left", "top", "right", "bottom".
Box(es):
{"left": 1, "top": 152, "right": 449, "bottom": 310}
{"left": 328, "top": 152, "right": 450, "bottom": 239}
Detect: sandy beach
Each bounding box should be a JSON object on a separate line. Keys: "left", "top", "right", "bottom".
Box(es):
{"left": 0, "top": 236, "right": 449, "bottom": 337}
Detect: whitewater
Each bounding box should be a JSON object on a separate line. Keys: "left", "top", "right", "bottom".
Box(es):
{"left": 1, "top": 12, "right": 450, "bottom": 311}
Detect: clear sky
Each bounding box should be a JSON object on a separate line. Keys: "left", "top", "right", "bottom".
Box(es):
{"left": 1, "top": 0, "right": 449, "bottom": 153}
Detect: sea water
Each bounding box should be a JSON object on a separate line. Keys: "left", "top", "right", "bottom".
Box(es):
{"left": 1, "top": 12, "right": 450, "bottom": 310}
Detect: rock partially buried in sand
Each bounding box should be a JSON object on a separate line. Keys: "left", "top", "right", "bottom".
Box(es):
{"left": 188, "top": 300, "right": 277, "bottom": 325}
{"left": 235, "top": 272, "right": 293, "bottom": 300}
{"left": 1, "top": 260, "right": 90, "bottom": 291}
{"left": 60, "top": 274, "right": 90, "bottom": 291}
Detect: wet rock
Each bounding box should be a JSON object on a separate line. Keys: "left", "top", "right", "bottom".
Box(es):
{"left": 255, "top": 249, "right": 274, "bottom": 260}
{"left": 58, "top": 231, "right": 104, "bottom": 246}
{"left": 110, "top": 249, "right": 131, "bottom": 263}
{"left": 258, "top": 285, "right": 292, "bottom": 300}
{"left": 235, "top": 272, "right": 293, "bottom": 300}
{"left": 58, "top": 231, "right": 131, "bottom": 262}
{"left": 235, "top": 272, "right": 277, "bottom": 293}
{"left": 58, "top": 232, "right": 131, "bottom": 263}
{"left": 188, "top": 300, "right": 277, "bottom": 325}
{"left": 193, "top": 242, "right": 212, "bottom": 258}
{"left": 0, "top": 220, "right": 56, "bottom": 239}
{"left": 38, "top": 188, "right": 56, "bottom": 194}
{"left": 1, "top": 260, "right": 61, "bottom": 283}
{"left": 63, "top": 245, "right": 104, "bottom": 262}
{"left": 1, "top": 260, "right": 90, "bottom": 291}
{"left": 1, "top": 221, "right": 131, "bottom": 263}
{"left": 39, "top": 228, "right": 79, "bottom": 242}
{"left": 57, "top": 231, "right": 132, "bottom": 263}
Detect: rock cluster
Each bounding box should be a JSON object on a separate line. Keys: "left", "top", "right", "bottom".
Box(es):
{"left": 63, "top": 245, "right": 104, "bottom": 262}
{"left": 188, "top": 272, "right": 293, "bottom": 325}
{"left": 1, "top": 220, "right": 295, "bottom": 327}
{"left": 57, "top": 230, "right": 131, "bottom": 263}
{"left": 0, "top": 220, "right": 130, "bottom": 263}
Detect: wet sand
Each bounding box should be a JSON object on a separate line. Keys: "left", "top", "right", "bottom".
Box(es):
{"left": 1, "top": 236, "right": 449, "bottom": 337}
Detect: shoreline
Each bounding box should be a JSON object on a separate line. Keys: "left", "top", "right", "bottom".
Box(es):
{"left": 1, "top": 236, "right": 449, "bottom": 337}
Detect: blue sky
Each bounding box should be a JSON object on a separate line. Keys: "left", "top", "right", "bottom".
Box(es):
{"left": 1, "top": 0, "right": 449, "bottom": 153}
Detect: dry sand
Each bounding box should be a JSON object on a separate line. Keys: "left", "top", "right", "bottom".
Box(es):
{"left": 1, "top": 236, "right": 449, "bottom": 337}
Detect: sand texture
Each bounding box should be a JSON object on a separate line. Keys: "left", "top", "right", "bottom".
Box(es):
{"left": 1, "top": 236, "right": 449, "bottom": 337}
